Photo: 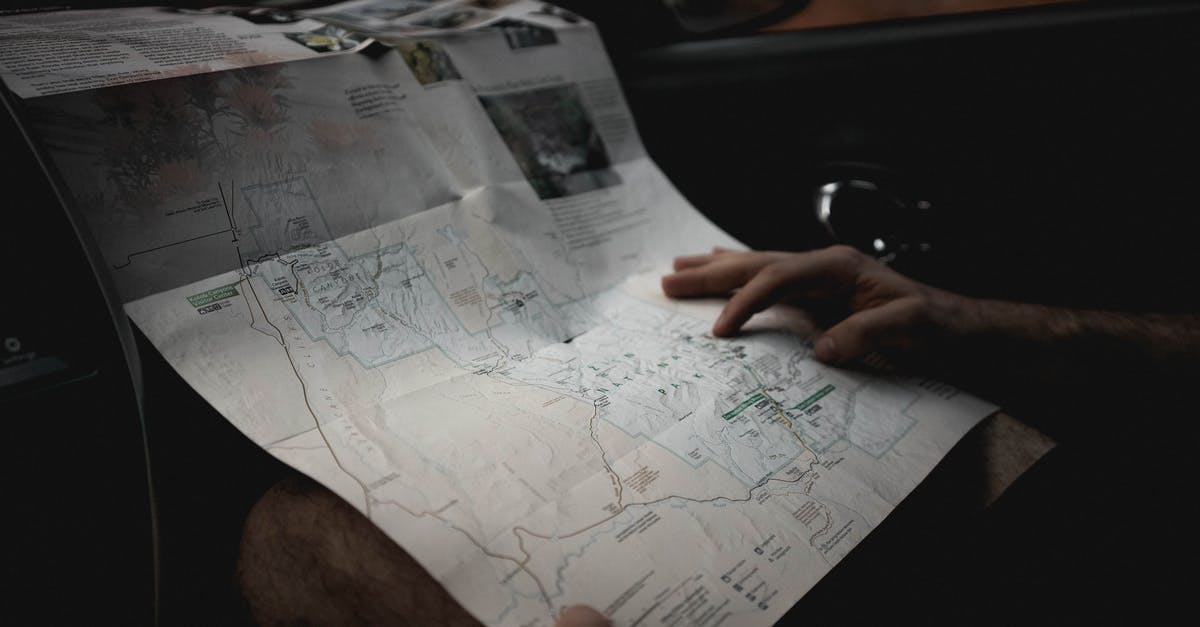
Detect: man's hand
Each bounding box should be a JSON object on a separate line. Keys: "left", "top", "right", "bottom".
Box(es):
{"left": 662, "top": 244, "right": 1200, "bottom": 438}
{"left": 661, "top": 245, "right": 976, "bottom": 365}
{"left": 554, "top": 605, "right": 609, "bottom": 627}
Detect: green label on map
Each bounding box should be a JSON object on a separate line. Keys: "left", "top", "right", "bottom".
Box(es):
{"left": 794, "top": 384, "right": 835, "bottom": 412}
{"left": 722, "top": 393, "right": 765, "bottom": 421}
{"left": 187, "top": 283, "right": 239, "bottom": 307}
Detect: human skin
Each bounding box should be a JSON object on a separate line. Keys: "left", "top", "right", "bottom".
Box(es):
{"left": 663, "top": 245, "right": 975, "bottom": 363}
{"left": 238, "top": 474, "right": 611, "bottom": 627}
{"left": 240, "top": 245, "right": 1197, "bottom": 626}
{"left": 661, "top": 245, "right": 1200, "bottom": 391}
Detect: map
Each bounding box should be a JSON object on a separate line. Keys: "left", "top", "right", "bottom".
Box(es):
{"left": 14, "top": 2, "right": 996, "bottom": 625}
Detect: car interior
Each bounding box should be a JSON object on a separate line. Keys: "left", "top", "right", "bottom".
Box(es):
{"left": 3, "top": 0, "right": 1199, "bottom": 624}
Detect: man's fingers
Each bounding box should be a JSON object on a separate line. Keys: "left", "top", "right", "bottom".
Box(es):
{"left": 711, "top": 265, "right": 793, "bottom": 336}
{"left": 555, "top": 605, "right": 610, "bottom": 627}
{"left": 672, "top": 246, "right": 753, "bottom": 270}
{"left": 814, "top": 298, "right": 923, "bottom": 364}
{"left": 711, "top": 249, "right": 863, "bottom": 336}
{"left": 662, "top": 265, "right": 738, "bottom": 297}
{"left": 672, "top": 253, "right": 717, "bottom": 271}
{"left": 665, "top": 248, "right": 830, "bottom": 298}
{"left": 662, "top": 255, "right": 769, "bottom": 297}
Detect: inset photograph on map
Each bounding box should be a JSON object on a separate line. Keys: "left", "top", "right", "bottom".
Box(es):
{"left": 359, "top": 0, "right": 433, "bottom": 20}
{"left": 479, "top": 84, "right": 620, "bottom": 200}
{"left": 488, "top": 18, "right": 558, "bottom": 49}
{"left": 209, "top": 7, "right": 304, "bottom": 24}
{"left": 314, "top": 0, "right": 432, "bottom": 29}
{"left": 530, "top": 3, "right": 582, "bottom": 24}
{"left": 470, "top": 0, "right": 520, "bottom": 9}
{"left": 397, "top": 40, "right": 462, "bottom": 85}
{"left": 284, "top": 24, "right": 368, "bottom": 53}
{"left": 411, "top": 6, "right": 489, "bottom": 30}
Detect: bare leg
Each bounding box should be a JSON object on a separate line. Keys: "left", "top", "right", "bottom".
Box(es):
{"left": 238, "top": 474, "right": 482, "bottom": 627}
{"left": 239, "top": 413, "right": 1047, "bottom": 626}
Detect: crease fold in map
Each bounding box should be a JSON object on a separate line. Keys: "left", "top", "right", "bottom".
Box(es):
{"left": 1, "top": 1, "right": 997, "bottom": 625}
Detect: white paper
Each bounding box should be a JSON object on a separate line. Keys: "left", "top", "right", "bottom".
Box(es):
{"left": 9, "top": 4, "right": 995, "bottom": 625}
{"left": 0, "top": 5, "right": 371, "bottom": 98}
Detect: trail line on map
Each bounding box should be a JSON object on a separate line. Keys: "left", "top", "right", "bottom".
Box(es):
{"left": 112, "top": 229, "right": 234, "bottom": 269}
{"left": 244, "top": 275, "right": 378, "bottom": 517}
{"left": 248, "top": 267, "right": 558, "bottom": 610}
{"left": 511, "top": 461, "right": 817, "bottom": 544}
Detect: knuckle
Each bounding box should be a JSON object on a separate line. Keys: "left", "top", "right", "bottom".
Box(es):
{"left": 759, "top": 260, "right": 784, "bottom": 276}
{"left": 825, "top": 245, "right": 865, "bottom": 277}
{"left": 744, "top": 251, "right": 774, "bottom": 269}
{"left": 698, "top": 273, "right": 723, "bottom": 293}
{"left": 758, "top": 260, "right": 791, "bottom": 284}
{"left": 901, "top": 298, "right": 931, "bottom": 325}
{"left": 844, "top": 316, "right": 873, "bottom": 340}
{"left": 826, "top": 244, "right": 863, "bottom": 263}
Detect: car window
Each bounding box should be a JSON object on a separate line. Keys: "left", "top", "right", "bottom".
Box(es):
{"left": 761, "top": 0, "right": 1081, "bottom": 31}
{"left": 658, "top": 0, "right": 1085, "bottom": 34}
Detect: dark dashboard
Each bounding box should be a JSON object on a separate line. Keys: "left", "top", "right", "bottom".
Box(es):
{"left": 4, "top": 1, "right": 1200, "bottom": 624}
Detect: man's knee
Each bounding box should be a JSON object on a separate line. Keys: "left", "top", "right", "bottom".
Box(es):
{"left": 238, "top": 474, "right": 479, "bottom": 626}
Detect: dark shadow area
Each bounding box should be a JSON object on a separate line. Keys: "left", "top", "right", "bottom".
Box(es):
{"left": 4, "top": 1, "right": 1200, "bottom": 625}
{"left": 617, "top": 0, "right": 1200, "bottom": 312}
{"left": 1, "top": 107, "right": 154, "bottom": 625}
{"left": 137, "top": 328, "right": 294, "bottom": 626}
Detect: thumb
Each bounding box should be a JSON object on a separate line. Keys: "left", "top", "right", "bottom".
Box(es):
{"left": 555, "top": 605, "right": 610, "bottom": 627}
{"left": 814, "top": 299, "right": 922, "bottom": 365}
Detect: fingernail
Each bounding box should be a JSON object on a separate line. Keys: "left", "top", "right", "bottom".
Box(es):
{"left": 815, "top": 336, "right": 838, "bottom": 362}
{"left": 558, "top": 605, "right": 610, "bottom": 627}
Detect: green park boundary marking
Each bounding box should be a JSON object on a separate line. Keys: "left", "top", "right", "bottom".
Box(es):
{"left": 187, "top": 283, "right": 240, "bottom": 307}
{"left": 793, "top": 384, "right": 835, "bottom": 412}
{"left": 722, "top": 393, "right": 765, "bottom": 421}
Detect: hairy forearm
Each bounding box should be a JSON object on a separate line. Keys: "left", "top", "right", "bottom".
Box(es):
{"left": 963, "top": 299, "right": 1200, "bottom": 368}
{"left": 661, "top": 245, "right": 1198, "bottom": 411}
{"left": 936, "top": 296, "right": 1200, "bottom": 408}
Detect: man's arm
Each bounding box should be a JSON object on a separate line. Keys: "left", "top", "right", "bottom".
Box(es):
{"left": 241, "top": 246, "right": 1195, "bottom": 627}
{"left": 238, "top": 475, "right": 611, "bottom": 627}
{"left": 662, "top": 245, "right": 1200, "bottom": 393}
